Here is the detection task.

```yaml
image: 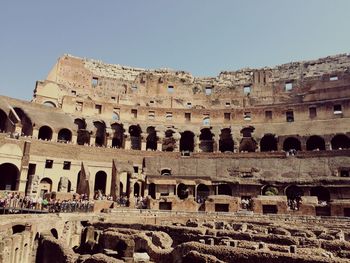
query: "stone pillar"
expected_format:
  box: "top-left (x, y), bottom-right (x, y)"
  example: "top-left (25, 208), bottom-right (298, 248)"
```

top-left (255, 138), bottom-right (261, 152)
top-left (141, 133), bottom-right (147, 151)
top-left (124, 132), bottom-right (131, 150)
top-left (107, 138), bottom-right (113, 148)
top-left (157, 131), bottom-right (164, 151)
top-left (173, 132), bottom-right (181, 152)
top-left (194, 133), bottom-right (200, 152)
top-left (300, 137), bottom-right (307, 151)
top-left (32, 129), bottom-right (39, 139)
top-left (52, 132), bottom-right (58, 142)
top-left (71, 135), bottom-right (77, 145)
top-left (18, 169), bottom-right (28, 192)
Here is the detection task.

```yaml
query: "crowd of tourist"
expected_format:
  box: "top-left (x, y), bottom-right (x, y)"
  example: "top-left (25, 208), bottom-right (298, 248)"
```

top-left (287, 196), bottom-right (302, 211)
top-left (0, 192), bottom-right (94, 214)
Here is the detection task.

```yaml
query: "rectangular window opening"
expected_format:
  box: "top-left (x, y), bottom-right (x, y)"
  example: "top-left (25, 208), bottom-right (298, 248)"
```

top-left (225, 102), bottom-right (231, 107)
top-left (244, 112), bottom-right (251, 121)
top-left (330, 75), bottom-right (338, 81)
top-left (185, 112), bottom-right (191, 122)
top-left (243, 86), bottom-right (251, 95)
top-left (334, 105), bottom-right (342, 115)
top-left (265, 110), bottom-right (272, 120)
top-left (95, 104), bottom-right (102, 114)
top-left (205, 87), bottom-right (212, 95)
top-left (92, 77), bottom-right (99, 87)
top-left (286, 110), bottom-right (294, 122)
top-left (167, 85), bottom-right (174, 93)
top-left (186, 102), bottom-right (192, 108)
top-left (285, 82), bottom-right (293, 91)
top-left (63, 161), bottom-right (71, 170)
top-left (133, 166), bottom-right (139, 173)
top-left (131, 109), bottom-right (138, 119)
top-left (45, 160), bottom-right (53, 169)
top-left (71, 90), bottom-right (76, 95)
top-left (340, 170), bottom-right (350, 177)
top-left (111, 96), bottom-right (116, 100)
top-left (148, 111), bottom-right (155, 120)
top-left (224, 112), bottom-right (231, 121)
top-left (309, 107), bottom-right (317, 118)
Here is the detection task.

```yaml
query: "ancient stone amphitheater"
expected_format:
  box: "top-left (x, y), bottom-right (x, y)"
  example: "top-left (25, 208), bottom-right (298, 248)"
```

top-left (0, 54), bottom-right (349, 262)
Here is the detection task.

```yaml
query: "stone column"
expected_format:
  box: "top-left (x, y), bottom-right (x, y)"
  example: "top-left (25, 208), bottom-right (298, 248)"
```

top-left (71, 135), bottom-right (78, 145)
top-left (52, 132), bottom-right (58, 142)
top-left (173, 132), bottom-right (181, 152)
top-left (157, 131), bottom-right (165, 151)
top-left (194, 133), bottom-right (200, 152)
top-left (32, 129), bottom-right (39, 139)
top-left (124, 132), bottom-right (131, 150)
top-left (141, 132), bottom-right (147, 151)
top-left (107, 138), bottom-right (113, 148)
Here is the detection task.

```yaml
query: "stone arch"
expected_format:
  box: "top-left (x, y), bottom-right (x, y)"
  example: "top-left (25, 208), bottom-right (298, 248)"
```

top-left (310, 186), bottom-right (330, 202)
top-left (57, 128), bottom-right (72, 143)
top-left (13, 107), bottom-right (33, 136)
top-left (199, 128), bottom-right (214, 152)
top-left (285, 185), bottom-right (303, 199)
top-left (94, 171), bottom-right (107, 194)
top-left (261, 185), bottom-right (279, 195)
top-left (331, 134), bottom-right (350, 150)
top-left (177, 183), bottom-right (189, 199)
top-left (218, 184), bottom-right (232, 196)
top-left (129, 125), bottom-right (142, 150)
top-left (146, 126), bottom-right (157, 151)
top-left (111, 123), bottom-right (124, 148)
top-left (38, 125), bottom-right (53, 140)
top-left (0, 109), bottom-right (8, 132)
top-left (180, 131), bottom-right (195, 152)
top-left (162, 129), bottom-right (176, 152)
top-left (134, 182), bottom-right (140, 197)
top-left (75, 118), bottom-right (90, 145)
top-left (43, 101), bottom-right (57, 108)
top-left (260, 134), bottom-right (277, 152)
top-left (94, 121), bottom-right (106, 147)
top-left (219, 128), bottom-right (234, 152)
top-left (239, 127), bottom-right (256, 152)
top-left (306, 135), bottom-right (325, 151)
top-left (0, 163), bottom-right (19, 190)
top-left (149, 183), bottom-right (156, 199)
top-left (39, 178), bottom-right (52, 197)
top-left (283, 137), bottom-right (301, 151)
top-left (197, 184), bottom-right (210, 201)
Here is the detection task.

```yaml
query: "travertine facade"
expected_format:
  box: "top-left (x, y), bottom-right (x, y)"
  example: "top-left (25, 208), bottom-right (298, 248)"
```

top-left (0, 53), bottom-right (349, 216)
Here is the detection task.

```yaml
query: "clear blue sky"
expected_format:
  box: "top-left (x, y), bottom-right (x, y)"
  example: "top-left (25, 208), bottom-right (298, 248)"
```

top-left (1, 0), bottom-right (349, 100)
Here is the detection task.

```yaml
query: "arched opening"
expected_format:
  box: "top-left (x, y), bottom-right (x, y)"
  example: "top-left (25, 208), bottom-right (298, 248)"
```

top-left (38, 126), bottom-right (53, 140)
top-left (219, 128), bottom-right (234, 152)
top-left (177, 183), bottom-right (189, 200)
top-left (197, 184), bottom-right (210, 202)
top-left (149, 183), bottom-right (156, 199)
top-left (94, 121), bottom-right (106, 147)
top-left (43, 101), bottom-right (56, 107)
top-left (218, 184), bottom-right (232, 196)
top-left (331, 134), bottom-right (350, 150)
top-left (161, 169), bottom-right (171, 176)
top-left (0, 163), bottom-right (19, 190)
top-left (283, 137), bottom-right (301, 151)
top-left (310, 186), bottom-right (330, 203)
top-left (57, 128), bottom-right (72, 143)
top-left (180, 131), bottom-right (194, 152)
top-left (162, 129), bottom-right (176, 152)
top-left (111, 123), bottom-right (124, 148)
top-left (146, 126), bottom-right (157, 151)
top-left (260, 134), bottom-right (277, 152)
top-left (50, 228), bottom-right (58, 239)
top-left (75, 119), bottom-right (90, 145)
top-left (14, 107), bottom-right (33, 136)
top-left (239, 127), bottom-right (256, 152)
top-left (0, 109), bottom-right (8, 132)
top-left (94, 171), bottom-right (107, 194)
top-left (134, 182), bottom-right (140, 197)
top-left (199, 128), bottom-right (214, 152)
top-left (39, 178), bottom-right (52, 197)
top-left (129, 125), bottom-right (142, 150)
top-left (306, 135), bottom-right (325, 151)
top-left (262, 185), bottom-right (279, 196)
top-left (285, 185), bottom-right (303, 199)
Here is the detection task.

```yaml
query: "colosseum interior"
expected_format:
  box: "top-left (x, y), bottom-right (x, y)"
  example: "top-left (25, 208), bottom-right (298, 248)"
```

top-left (0, 53), bottom-right (349, 262)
